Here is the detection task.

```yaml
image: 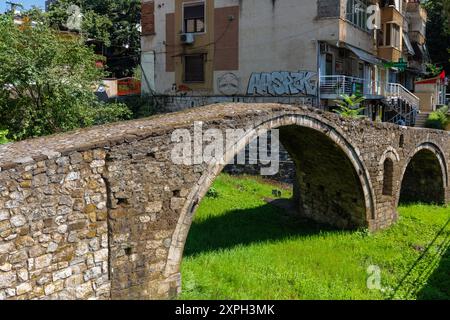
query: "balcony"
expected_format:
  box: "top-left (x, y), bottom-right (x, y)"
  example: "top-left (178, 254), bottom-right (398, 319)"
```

top-left (380, 6), bottom-right (404, 27)
top-left (320, 75), bottom-right (420, 109)
top-left (320, 75), bottom-right (420, 126)
top-left (320, 75), bottom-right (383, 99)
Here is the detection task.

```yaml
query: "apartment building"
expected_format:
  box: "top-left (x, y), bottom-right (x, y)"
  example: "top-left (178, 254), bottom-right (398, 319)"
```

top-left (141, 0), bottom-right (429, 125)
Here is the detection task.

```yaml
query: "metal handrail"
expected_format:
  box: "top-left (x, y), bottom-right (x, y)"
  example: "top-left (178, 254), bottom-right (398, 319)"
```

top-left (385, 83), bottom-right (420, 109)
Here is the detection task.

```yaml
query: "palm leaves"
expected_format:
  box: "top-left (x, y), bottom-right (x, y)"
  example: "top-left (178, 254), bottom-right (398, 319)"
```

top-left (333, 94), bottom-right (367, 118)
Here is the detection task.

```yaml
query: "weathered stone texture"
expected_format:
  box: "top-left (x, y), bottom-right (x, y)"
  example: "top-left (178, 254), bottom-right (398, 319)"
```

top-left (0, 149), bottom-right (110, 300)
top-left (0, 103), bottom-right (448, 300)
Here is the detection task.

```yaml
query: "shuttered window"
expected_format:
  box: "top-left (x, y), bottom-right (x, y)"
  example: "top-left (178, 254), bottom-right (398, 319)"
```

top-left (184, 54), bottom-right (205, 82)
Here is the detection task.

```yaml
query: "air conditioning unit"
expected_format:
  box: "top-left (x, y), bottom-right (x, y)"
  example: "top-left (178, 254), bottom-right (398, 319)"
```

top-left (180, 33), bottom-right (195, 45)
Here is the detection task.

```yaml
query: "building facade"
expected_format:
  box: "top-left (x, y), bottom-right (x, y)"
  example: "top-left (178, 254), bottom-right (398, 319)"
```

top-left (141, 0), bottom-right (429, 125)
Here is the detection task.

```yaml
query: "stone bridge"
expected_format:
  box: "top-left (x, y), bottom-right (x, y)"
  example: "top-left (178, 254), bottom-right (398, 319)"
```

top-left (0, 103), bottom-right (449, 300)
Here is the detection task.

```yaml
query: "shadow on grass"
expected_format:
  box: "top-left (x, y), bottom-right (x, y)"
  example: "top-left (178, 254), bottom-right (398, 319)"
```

top-left (183, 201), bottom-right (344, 257)
top-left (389, 217), bottom-right (450, 300)
top-left (416, 239), bottom-right (450, 300)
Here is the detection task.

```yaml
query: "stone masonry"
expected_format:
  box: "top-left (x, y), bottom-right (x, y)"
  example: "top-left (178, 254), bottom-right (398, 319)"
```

top-left (0, 103), bottom-right (448, 299)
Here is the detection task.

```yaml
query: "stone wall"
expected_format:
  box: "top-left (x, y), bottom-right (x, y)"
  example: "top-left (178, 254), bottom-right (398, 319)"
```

top-left (0, 103), bottom-right (448, 300)
top-left (0, 150), bottom-right (110, 299)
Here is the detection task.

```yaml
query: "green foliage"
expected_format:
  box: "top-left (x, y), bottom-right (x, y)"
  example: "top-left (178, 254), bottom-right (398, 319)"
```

top-left (333, 94), bottom-right (367, 118)
top-left (425, 105), bottom-right (450, 130)
top-left (47, 0), bottom-right (141, 77)
top-left (180, 174), bottom-right (450, 300)
top-left (0, 15), bottom-right (130, 141)
top-left (0, 129), bottom-right (9, 145)
top-left (119, 94), bottom-right (165, 119)
top-left (422, 0), bottom-right (450, 74)
top-left (206, 187), bottom-right (220, 199)
top-left (425, 63), bottom-right (443, 77)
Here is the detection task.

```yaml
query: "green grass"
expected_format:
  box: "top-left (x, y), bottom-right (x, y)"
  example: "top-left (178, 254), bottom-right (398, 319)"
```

top-left (179, 174), bottom-right (450, 300)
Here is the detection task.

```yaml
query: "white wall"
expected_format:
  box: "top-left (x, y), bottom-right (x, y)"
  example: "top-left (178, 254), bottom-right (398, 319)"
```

top-left (142, 0), bottom-right (374, 96)
top-left (141, 0), bottom-right (175, 94)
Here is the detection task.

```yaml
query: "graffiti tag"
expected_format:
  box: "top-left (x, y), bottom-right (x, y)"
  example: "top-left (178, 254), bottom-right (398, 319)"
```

top-left (247, 71), bottom-right (317, 96)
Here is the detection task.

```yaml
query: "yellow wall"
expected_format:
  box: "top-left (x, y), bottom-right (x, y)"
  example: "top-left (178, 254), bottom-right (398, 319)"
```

top-left (174, 0), bottom-right (215, 92)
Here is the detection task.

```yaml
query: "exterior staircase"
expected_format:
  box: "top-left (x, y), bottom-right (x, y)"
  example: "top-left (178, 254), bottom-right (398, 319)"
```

top-left (414, 112), bottom-right (430, 128)
top-left (383, 83), bottom-right (420, 127)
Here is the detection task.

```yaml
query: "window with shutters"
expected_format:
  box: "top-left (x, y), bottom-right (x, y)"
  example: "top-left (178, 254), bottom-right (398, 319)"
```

top-left (184, 54), bottom-right (205, 83)
top-left (183, 2), bottom-right (205, 33)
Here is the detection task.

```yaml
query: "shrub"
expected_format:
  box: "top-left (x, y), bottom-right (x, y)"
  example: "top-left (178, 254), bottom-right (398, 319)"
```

top-left (425, 105), bottom-right (449, 130)
top-left (0, 129), bottom-right (9, 145)
top-left (206, 187), bottom-right (220, 199)
top-left (119, 94), bottom-right (166, 119)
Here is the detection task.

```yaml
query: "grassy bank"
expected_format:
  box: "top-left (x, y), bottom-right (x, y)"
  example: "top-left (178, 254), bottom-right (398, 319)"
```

top-left (179, 174), bottom-right (450, 300)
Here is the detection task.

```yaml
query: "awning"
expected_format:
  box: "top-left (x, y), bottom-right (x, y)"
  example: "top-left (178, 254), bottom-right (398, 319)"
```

top-left (345, 44), bottom-right (383, 66)
top-left (403, 33), bottom-right (415, 56)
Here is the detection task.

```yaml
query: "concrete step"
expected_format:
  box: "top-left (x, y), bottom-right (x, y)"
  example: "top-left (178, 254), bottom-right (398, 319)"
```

top-left (415, 113), bottom-right (430, 128)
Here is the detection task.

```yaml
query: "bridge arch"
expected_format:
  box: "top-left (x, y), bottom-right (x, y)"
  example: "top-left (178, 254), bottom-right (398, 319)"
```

top-left (164, 113), bottom-right (376, 286)
top-left (379, 147), bottom-right (401, 197)
top-left (398, 142), bottom-right (449, 205)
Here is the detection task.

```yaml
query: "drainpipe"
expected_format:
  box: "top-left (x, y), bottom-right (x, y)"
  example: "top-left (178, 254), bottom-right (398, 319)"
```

top-left (317, 40), bottom-right (321, 109)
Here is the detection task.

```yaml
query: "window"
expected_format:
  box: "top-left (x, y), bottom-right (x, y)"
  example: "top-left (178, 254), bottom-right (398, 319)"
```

top-left (393, 24), bottom-right (400, 48)
top-left (385, 24), bottom-right (391, 46)
top-left (325, 53), bottom-right (333, 75)
top-left (346, 0), bottom-right (369, 31)
top-left (183, 2), bottom-right (205, 33)
top-left (358, 62), bottom-right (364, 78)
top-left (384, 23), bottom-right (401, 48)
top-left (184, 54), bottom-right (205, 82)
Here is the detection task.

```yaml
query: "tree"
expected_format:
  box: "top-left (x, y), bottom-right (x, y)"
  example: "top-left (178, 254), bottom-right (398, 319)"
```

top-left (0, 14), bottom-right (130, 141)
top-left (333, 95), bottom-right (367, 118)
top-left (422, 0), bottom-right (450, 74)
top-left (47, 0), bottom-right (141, 78)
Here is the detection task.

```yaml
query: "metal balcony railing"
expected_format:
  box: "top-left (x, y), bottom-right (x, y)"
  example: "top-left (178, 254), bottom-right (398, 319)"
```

top-left (320, 76), bottom-right (420, 109)
top-left (320, 75), bottom-right (365, 97)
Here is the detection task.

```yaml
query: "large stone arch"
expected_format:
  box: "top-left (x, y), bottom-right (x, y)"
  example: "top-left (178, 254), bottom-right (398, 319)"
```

top-left (163, 113), bottom-right (376, 297)
top-left (398, 142), bottom-right (449, 205)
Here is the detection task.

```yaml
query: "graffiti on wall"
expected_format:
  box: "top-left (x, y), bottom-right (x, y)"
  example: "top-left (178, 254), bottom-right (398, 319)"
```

top-left (247, 71), bottom-right (317, 96)
top-left (217, 72), bottom-right (241, 95)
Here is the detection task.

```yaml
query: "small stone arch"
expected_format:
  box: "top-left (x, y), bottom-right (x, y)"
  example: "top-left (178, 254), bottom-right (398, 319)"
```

top-left (379, 147), bottom-right (400, 197)
top-left (398, 142), bottom-right (448, 205)
top-left (382, 159), bottom-right (394, 196)
top-left (164, 113), bottom-right (377, 287)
